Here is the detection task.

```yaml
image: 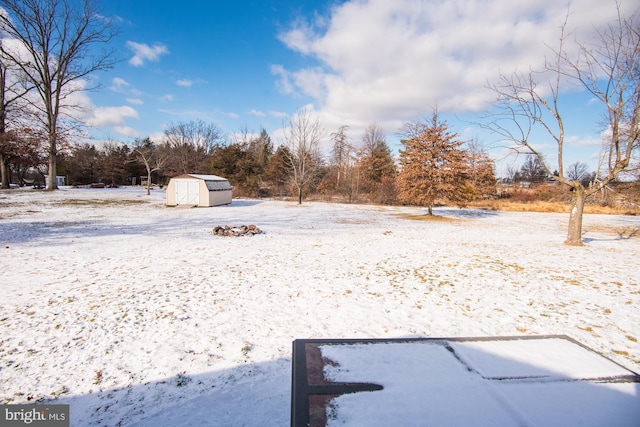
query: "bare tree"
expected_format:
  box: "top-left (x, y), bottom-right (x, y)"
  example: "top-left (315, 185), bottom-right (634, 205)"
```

top-left (486, 7), bottom-right (639, 245)
top-left (0, 0), bottom-right (118, 190)
top-left (519, 155), bottom-right (548, 184)
top-left (281, 109), bottom-right (325, 204)
top-left (566, 161), bottom-right (590, 182)
top-left (163, 119), bottom-right (224, 175)
top-left (330, 125), bottom-right (350, 188)
top-left (325, 125), bottom-right (361, 202)
top-left (132, 137), bottom-right (167, 195)
top-left (504, 164), bottom-right (518, 186)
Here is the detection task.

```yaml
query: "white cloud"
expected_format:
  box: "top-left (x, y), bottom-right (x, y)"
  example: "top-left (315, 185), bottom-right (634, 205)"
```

top-left (566, 135), bottom-right (604, 147)
top-left (86, 106), bottom-right (139, 129)
top-left (276, 0), bottom-right (629, 130)
top-left (248, 109), bottom-right (266, 118)
top-left (161, 94), bottom-right (174, 102)
top-left (148, 132), bottom-right (167, 143)
top-left (109, 77), bottom-right (142, 96)
top-left (176, 79), bottom-right (192, 87)
top-left (126, 98), bottom-right (144, 105)
top-left (110, 77), bottom-right (131, 92)
top-left (126, 41), bottom-right (169, 67)
top-left (271, 64), bottom-right (294, 94)
top-left (221, 111), bottom-right (239, 119)
top-left (112, 125), bottom-right (140, 137)
top-left (268, 110), bottom-right (289, 119)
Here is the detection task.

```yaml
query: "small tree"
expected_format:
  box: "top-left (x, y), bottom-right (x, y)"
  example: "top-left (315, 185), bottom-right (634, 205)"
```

top-left (465, 140), bottom-right (497, 200)
top-left (357, 123), bottom-right (397, 203)
top-left (487, 7), bottom-right (639, 245)
top-left (132, 137), bottom-right (167, 195)
top-left (330, 125), bottom-right (350, 189)
top-left (281, 109), bottom-right (325, 204)
top-left (566, 162), bottom-right (590, 183)
top-left (263, 145), bottom-right (290, 198)
top-left (321, 125), bottom-right (361, 202)
top-left (519, 155), bottom-right (548, 185)
top-left (397, 113), bottom-right (469, 215)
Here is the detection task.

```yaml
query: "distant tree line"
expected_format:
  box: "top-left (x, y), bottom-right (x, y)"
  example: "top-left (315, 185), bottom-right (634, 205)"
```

top-left (502, 157), bottom-right (598, 188)
top-left (1, 110), bottom-right (501, 207)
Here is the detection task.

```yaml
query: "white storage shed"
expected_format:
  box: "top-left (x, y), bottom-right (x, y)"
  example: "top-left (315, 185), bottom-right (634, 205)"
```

top-left (166, 174), bottom-right (233, 207)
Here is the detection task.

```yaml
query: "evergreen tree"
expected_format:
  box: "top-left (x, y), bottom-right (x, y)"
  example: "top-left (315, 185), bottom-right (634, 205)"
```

top-left (102, 142), bottom-right (130, 187)
top-left (357, 124), bottom-right (397, 202)
top-left (263, 146), bottom-right (290, 197)
top-left (62, 143), bottom-right (101, 185)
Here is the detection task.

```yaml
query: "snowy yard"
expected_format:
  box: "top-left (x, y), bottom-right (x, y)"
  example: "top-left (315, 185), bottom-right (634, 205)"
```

top-left (0, 187), bottom-right (638, 426)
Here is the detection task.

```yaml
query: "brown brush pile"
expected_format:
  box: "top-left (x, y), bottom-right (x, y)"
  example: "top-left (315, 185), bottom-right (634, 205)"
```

top-left (212, 225), bottom-right (263, 237)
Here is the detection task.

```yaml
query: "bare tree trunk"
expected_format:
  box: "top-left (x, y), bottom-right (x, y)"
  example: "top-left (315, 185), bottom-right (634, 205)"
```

top-left (0, 152), bottom-right (9, 188)
top-left (146, 167), bottom-right (152, 196)
top-left (297, 187), bottom-right (303, 205)
top-left (47, 133), bottom-right (57, 190)
top-left (565, 187), bottom-right (586, 246)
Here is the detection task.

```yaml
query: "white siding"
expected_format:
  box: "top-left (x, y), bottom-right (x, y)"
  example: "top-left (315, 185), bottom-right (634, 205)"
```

top-left (175, 179), bottom-right (199, 205)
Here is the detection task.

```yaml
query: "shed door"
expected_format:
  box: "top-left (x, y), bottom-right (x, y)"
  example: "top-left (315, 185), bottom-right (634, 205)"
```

top-left (175, 179), bottom-right (199, 205)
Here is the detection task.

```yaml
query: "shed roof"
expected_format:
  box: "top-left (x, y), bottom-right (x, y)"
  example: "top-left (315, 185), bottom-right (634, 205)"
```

top-left (171, 174), bottom-right (232, 191)
top-left (180, 174), bottom-right (228, 181)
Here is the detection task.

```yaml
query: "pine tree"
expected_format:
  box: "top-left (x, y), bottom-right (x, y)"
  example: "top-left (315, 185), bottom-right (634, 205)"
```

top-left (397, 113), bottom-right (469, 214)
top-left (357, 124), bottom-right (397, 202)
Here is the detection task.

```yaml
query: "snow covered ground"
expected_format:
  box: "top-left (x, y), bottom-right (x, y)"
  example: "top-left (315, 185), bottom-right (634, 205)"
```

top-left (0, 187), bottom-right (638, 426)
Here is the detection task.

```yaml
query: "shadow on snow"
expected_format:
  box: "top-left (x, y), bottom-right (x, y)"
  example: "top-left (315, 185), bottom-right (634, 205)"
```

top-left (28, 337), bottom-right (640, 427)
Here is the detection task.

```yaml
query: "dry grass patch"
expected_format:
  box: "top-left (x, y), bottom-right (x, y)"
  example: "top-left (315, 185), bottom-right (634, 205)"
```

top-left (394, 213), bottom-right (462, 222)
top-left (470, 200), bottom-right (570, 213)
top-left (337, 219), bottom-right (377, 225)
top-left (52, 198), bottom-right (151, 207)
top-left (0, 200), bottom-right (28, 209)
top-left (470, 199), bottom-right (640, 215)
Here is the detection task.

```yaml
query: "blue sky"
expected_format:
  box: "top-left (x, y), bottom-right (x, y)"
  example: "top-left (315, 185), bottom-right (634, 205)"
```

top-left (78, 0), bottom-right (637, 175)
top-left (87, 1), bottom-right (322, 139)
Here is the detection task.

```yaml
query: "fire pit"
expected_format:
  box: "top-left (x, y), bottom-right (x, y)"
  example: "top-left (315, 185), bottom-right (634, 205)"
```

top-left (211, 225), bottom-right (262, 237)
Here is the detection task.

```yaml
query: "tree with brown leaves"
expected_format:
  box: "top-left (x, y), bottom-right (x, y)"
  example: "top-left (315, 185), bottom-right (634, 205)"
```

top-left (398, 113), bottom-right (469, 215)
